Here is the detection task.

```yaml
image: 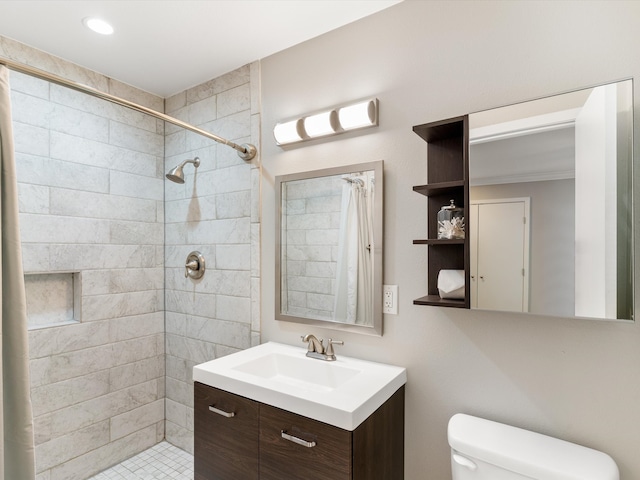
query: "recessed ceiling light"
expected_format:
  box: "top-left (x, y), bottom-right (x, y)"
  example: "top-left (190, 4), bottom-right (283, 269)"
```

top-left (82, 17), bottom-right (114, 35)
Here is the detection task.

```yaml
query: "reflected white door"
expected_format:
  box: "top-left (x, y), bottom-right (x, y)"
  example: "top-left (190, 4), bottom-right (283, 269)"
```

top-left (472, 200), bottom-right (529, 312)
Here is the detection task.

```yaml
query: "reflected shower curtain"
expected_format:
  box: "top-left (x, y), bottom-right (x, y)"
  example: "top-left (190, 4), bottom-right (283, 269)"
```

top-left (333, 179), bottom-right (373, 325)
top-left (0, 65), bottom-right (36, 479)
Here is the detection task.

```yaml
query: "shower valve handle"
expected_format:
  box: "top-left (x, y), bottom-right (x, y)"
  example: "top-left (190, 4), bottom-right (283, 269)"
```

top-left (185, 260), bottom-right (199, 278)
top-left (185, 251), bottom-right (205, 279)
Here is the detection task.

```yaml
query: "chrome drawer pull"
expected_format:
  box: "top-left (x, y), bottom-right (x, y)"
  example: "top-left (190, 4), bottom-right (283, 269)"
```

top-left (208, 405), bottom-right (235, 418)
top-left (281, 430), bottom-right (316, 448)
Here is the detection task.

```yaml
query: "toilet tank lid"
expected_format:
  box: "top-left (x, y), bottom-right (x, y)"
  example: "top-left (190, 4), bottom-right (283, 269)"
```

top-left (448, 414), bottom-right (619, 480)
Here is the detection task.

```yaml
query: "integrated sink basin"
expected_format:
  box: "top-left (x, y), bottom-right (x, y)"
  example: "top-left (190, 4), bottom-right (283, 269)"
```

top-left (193, 341), bottom-right (407, 430)
top-left (232, 352), bottom-right (361, 392)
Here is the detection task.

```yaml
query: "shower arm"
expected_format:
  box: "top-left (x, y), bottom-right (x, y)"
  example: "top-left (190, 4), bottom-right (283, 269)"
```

top-left (0, 56), bottom-right (257, 161)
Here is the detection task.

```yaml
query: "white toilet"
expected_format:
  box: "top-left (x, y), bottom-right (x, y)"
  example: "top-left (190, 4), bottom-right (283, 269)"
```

top-left (448, 414), bottom-right (619, 480)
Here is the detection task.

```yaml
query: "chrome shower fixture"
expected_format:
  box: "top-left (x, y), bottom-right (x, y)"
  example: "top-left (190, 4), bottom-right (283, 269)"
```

top-left (166, 157), bottom-right (200, 184)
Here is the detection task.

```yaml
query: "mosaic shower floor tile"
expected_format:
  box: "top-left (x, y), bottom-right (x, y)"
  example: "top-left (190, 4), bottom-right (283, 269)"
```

top-left (87, 441), bottom-right (193, 480)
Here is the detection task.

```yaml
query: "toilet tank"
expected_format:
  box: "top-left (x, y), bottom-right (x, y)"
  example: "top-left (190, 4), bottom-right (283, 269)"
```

top-left (448, 414), bottom-right (619, 480)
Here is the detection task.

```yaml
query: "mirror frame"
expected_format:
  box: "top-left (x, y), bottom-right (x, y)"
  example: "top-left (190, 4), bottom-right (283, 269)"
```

top-left (275, 160), bottom-right (384, 335)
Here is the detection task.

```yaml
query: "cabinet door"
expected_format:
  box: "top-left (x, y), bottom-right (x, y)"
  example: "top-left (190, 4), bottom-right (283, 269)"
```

top-left (259, 404), bottom-right (352, 480)
top-left (194, 382), bottom-right (259, 480)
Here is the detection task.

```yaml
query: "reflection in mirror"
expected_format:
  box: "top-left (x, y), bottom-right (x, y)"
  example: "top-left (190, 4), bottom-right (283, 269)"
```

top-left (469, 79), bottom-right (633, 320)
top-left (275, 161), bottom-right (383, 335)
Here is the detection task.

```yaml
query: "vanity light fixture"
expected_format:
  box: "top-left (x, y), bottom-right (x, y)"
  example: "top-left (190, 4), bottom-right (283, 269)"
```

top-left (303, 110), bottom-right (337, 137)
top-left (274, 98), bottom-right (378, 146)
top-left (338, 99), bottom-right (378, 130)
top-left (273, 119), bottom-right (304, 144)
top-left (82, 17), bottom-right (114, 35)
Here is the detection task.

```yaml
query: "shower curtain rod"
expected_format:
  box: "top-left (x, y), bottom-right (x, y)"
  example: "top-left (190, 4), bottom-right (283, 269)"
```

top-left (0, 56), bottom-right (257, 160)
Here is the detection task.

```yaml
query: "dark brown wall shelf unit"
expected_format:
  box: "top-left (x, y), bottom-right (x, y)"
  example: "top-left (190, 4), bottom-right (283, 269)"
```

top-left (412, 115), bottom-right (470, 308)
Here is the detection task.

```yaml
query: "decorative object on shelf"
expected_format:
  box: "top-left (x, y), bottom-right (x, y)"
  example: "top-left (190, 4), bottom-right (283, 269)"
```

top-left (437, 270), bottom-right (465, 299)
top-left (273, 98), bottom-right (378, 145)
top-left (437, 200), bottom-right (465, 239)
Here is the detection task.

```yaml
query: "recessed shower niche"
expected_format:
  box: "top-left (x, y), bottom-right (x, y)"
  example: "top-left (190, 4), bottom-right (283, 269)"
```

top-left (24, 272), bottom-right (81, 329)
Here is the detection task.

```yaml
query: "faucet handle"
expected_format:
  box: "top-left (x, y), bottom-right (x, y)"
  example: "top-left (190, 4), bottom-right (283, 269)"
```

top-left (325, 339), bottom-right (343, 357)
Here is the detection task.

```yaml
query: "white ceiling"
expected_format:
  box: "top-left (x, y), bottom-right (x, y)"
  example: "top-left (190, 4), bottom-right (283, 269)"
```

top-left (0, 0), bottom-right (401, 97)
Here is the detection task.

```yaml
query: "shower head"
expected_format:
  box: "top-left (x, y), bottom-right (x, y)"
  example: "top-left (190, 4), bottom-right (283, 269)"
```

top-left (166, 157), bottom-right (200, 184)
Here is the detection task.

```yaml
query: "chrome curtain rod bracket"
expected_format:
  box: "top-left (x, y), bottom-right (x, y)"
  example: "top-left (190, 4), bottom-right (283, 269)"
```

top-left (0, 56), bottom-right (257, 161)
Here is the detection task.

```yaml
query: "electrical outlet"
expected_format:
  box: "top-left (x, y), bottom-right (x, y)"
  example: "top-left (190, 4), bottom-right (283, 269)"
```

top-left (383, 285), bottom-right (398, 314)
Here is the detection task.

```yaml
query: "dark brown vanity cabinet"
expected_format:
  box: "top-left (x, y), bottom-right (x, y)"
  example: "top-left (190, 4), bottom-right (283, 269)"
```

top-left (194, 382), bottom-right (405, 480)
top-left (194, 382), bottom-right (260, 479)
top-left (412, 115), bottom-right (470, 308)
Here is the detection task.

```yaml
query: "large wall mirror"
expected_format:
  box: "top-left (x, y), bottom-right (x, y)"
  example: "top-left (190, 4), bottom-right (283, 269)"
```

top-left (275, 161), bottom-right (383, 335)
top-left (469, 79), bottom-right (634, 320)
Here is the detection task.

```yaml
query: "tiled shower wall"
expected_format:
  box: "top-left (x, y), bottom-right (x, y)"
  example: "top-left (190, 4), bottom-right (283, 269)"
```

top-left (2, 35), bottom-right (262, 475)
top-left (282, 175), bottom-right (342, 320)
top-left (3, 38), bottom-right (165, 479)
top-left (163, 62), bottom-right (261, 453)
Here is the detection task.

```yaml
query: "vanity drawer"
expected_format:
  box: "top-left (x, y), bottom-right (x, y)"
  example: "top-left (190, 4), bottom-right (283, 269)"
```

top-left (194, 382), bottom-right (260, 480)
top-left (259, 403), bottom-right (352, 480)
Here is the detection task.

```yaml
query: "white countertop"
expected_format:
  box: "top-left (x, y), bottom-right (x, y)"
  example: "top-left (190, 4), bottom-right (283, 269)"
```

top-left (193, 341), bottom-right (407, 431)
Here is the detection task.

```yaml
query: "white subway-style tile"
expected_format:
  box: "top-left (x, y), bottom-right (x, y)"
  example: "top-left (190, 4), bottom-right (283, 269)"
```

top-left (28, 320), bottom-right (111, 359)
top-left (49, 188), bottom-right (157, 221)
top-left (43, 380), bottom-right (159, 438)
top-left (31, 371), bottom-right (111, 417)
top-left (17, 155), bottom-right (109, 193)
top-left (18, 183), bottom-right (49, 214)
top-left (51, 132), bottom-right (159, 177)
top-left (82, 290), bottom-right (160, 322)
top-left (36, 420), bottom-right (110, 472)
top-left (109, 356), bottom-right (164, 392)
top-left (48, 425), bottom-right (157, 480)
top-left (216, 244), bottom-right (250, 270)
top-left (110, 399), bottom-right (164, 441)
top-left (110, 170), bottom-right (163, 201)
top-left (217, 83), bottom-right (250, 118)
top-left (109, 120), bottom-right (163, 156)
top-left (216, 294), bottom-right (251, 323)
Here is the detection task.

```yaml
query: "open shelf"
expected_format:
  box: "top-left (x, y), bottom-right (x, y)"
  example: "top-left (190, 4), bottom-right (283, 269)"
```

top-left (413, 180), bottom-right (465, 197)
top-left (413, 239), bottom-right (465, 245)
top-left (413, 115), bottom-right (470, 309)
top-left (413, 295), bottom-right (467, 308)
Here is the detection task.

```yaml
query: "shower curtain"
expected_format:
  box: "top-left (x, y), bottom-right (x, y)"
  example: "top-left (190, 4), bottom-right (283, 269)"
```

top-left (0, 65), bottom-right (36, 479)
top-left (333, 178), bottom-right (373, 324)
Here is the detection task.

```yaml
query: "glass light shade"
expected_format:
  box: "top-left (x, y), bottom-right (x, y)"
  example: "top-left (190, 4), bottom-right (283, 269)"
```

top-left (303, 111), bottom-right (336, 137)
top-left (83, 17), bottom-right (114, 35)
top-left (338, 100), bottom-right (377, 130)
top-left (273, 119), bottom-right (303, 145)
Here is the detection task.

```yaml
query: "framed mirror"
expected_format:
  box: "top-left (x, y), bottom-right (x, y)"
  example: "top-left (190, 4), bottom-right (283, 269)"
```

top-left (468, 79), bottom-right (634, 320)
top-left (275, 161), bottom-right (384, 335)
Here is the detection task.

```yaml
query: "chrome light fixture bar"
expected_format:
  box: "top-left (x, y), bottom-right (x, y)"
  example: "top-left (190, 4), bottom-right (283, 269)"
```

top-left (274, 98), bottom-right (378, 146)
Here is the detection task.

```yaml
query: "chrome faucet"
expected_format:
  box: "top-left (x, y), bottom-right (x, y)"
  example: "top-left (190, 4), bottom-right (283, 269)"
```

top-left (301, 334), bottom-right (343, 361)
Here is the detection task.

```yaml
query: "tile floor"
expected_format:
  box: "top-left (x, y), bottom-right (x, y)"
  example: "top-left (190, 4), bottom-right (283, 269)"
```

top-left (88, 441), bottom-right (193, 480)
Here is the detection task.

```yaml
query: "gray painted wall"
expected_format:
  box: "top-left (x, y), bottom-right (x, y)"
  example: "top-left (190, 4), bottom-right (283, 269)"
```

top-left (260, 1), bottom-right (640, 478)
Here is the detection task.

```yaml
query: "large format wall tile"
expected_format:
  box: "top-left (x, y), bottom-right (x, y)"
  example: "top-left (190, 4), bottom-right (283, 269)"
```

top-left (6, 36), bottom-right (261, 476)
top-left (7, 38), bottom-right (166, 479)
top-left (163, 61), bottom-right (260, 453)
